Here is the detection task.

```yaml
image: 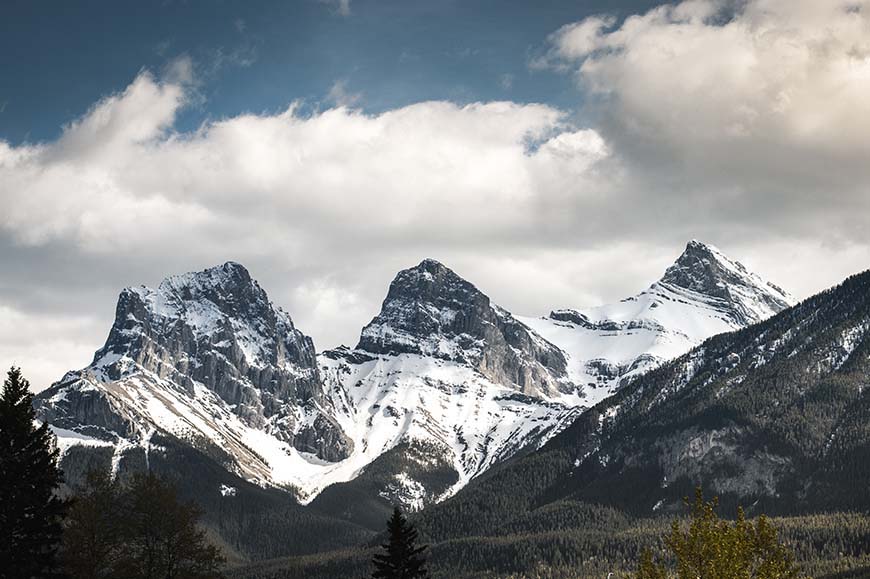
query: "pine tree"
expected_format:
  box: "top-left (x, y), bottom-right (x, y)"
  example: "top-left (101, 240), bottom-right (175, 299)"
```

top-left (635, 488), bottom-right (803, 579)
top-left (635, 548), bottom-right (667, 579)
top-left (0, 366), bottom-right (68, 578)
top-left (372, 507), bottom-right (429, 579)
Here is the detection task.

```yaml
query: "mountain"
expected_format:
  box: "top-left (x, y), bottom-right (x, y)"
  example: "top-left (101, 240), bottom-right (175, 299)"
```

top-left (35, 262), bottom-right (353, 498)
top-left (518, 240), bottom-right (794, 406)
top-left (417, 267), bottom-right (870, 548)
top-left (308, 259), bottom-right (583, 524)
top-left (34, 244), bottom-right (791, 503)
top-left (33, 260), bottom-right (579, 516)
top-left (357, 258), bottom-right (573, 397)
top-left (33, 242), bottom-right (794, 557)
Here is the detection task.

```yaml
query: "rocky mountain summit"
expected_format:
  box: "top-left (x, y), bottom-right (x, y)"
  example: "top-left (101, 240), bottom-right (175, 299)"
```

top-left (35, 262), bottom-right (352, 492)
top-left (659, 240), bottom-right (793, 325)
top-left (519, 241), bottom-right (795, 404)
top-left (34, 242), bottom-right (793, 515)
top-left (358, 258), bottom-right (572, 397)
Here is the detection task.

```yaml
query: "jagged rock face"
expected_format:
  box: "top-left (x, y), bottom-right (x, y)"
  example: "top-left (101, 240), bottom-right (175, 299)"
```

top-left (98, 262), bottom-right (321, 419)
top-left (660, 240), bottom-right (793, 325)
top-left (357, 259), bottom-right (571, 396)
top-left (294, 413), bottom-right (354, 462)
top-left (36, 384), bottom-right (136, 439)
top-left (35, 262), bottom-right (352, 470)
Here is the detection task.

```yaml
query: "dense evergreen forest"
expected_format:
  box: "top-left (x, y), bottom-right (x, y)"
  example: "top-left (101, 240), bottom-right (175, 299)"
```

top-left (229, 509), bottom-right (870, 578)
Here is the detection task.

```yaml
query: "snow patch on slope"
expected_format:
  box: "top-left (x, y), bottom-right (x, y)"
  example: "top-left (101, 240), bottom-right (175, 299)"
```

top-left (518, 241), bottom-right (794, 402)
top-left (319, 350), bottom-right (580, 497)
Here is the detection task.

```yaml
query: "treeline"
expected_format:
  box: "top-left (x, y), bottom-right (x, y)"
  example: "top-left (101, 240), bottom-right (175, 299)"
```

top-left (5, 358), bottom-right (870, 579)
top-left (229, 507), bottom-right (870, 579)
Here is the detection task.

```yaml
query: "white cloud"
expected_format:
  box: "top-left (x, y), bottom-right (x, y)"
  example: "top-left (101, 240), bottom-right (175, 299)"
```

top-left (534, 0), bottom-right (870, 264)
top-left (5, 1), bottom-right (870, 389)
top-left (2, 73), bottom-right (598, 257)
top-left (548, 0), bottom-right (870, 178)
top-left (534, 15), bottom-right (616, 68)
top-left (0, 70), bottom-right (613, 388)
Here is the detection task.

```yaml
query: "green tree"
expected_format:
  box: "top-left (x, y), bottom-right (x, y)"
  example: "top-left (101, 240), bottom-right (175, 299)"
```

top-left (372, 507), bottom-right (429, 579)
top-left (636, 488), bottom-right (802, 579)
top-left (636, 548), bottom-right (667, 579)
top-left (0, 366), bottom-right (68, 578)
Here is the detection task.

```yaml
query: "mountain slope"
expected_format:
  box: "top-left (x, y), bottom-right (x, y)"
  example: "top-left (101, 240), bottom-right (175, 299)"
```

top-left (35, 262), bottom-right (353, 500)
top-left (35, 243), bottom-right (792, 516)
top-left (518, 240), bottom-right (794, 406)
top-left (418, 268), bottom-right (870, 544)
top-left (307, 260), bottom-right (583, 518)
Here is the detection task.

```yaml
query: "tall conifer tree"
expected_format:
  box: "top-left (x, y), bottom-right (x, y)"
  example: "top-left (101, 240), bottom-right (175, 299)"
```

top-left (0, 367), bottom-right (68, 578)
top-left (372, 507), bottom-right (429, 579)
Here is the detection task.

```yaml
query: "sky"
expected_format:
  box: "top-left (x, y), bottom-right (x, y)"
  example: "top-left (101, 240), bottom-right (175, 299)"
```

top-left (2, 0), bottom-right (870, 390)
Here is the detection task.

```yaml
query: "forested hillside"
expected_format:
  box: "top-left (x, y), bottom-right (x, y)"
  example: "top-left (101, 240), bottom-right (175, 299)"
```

top-left (229, 510), bottom-right (870, 578)
top-left (418, 268), bottom-right (870, 546)
top-left (230, 269), bottom-right (870, 577)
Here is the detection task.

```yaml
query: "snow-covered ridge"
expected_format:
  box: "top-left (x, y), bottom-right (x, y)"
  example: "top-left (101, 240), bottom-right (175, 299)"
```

top-left (35, 242), bottom-right (793, 509)
top-left (318, 348), bottom-right (580, 502)
top-left (518, 241), bottom-right (795, 406)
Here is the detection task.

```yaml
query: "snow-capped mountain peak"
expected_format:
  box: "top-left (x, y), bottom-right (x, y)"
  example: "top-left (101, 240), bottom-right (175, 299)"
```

top-left (318, 258), bottom-right (584, 505)
top-left (659, 240), bottom-right (794, 325)
top-left (357, 258), bottom-right (489, 358)
top-left (102, 261), bottom-right (314, 373)
top-left (357, 258), bottom-right (571, 397)
top-left (519, 241), bottom-right (795, 405)
top-left (36, 262), bottom-right (354, 497)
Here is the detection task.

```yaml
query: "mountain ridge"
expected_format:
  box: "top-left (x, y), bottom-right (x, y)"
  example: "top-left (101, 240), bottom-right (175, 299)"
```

top-left (518, 240), bottom-right (796, 405)
top-left (33, 241), bottom-right (793, 520)
top-left (416, 267), bottom-right (870, 548)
